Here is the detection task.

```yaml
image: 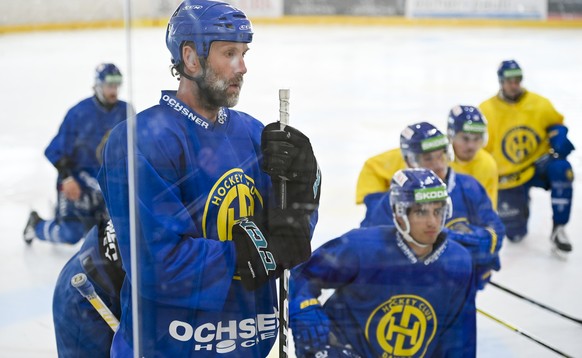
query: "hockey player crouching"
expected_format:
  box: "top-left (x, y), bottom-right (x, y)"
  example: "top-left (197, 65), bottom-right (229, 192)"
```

top-left (356, 106), bottom-right (498, 209)
top-left (52, 220), bottom-right (124, 357)
top-left (479, 59), bottom-right (575, 254)
top-left (290, 168), bottom-right (476, 357)
top-left (23, 64), bottom-right (129, 245)
top-left (361, 122), bottom-right (505, 292)
top-left (447, 105), bottom-right (499, 209)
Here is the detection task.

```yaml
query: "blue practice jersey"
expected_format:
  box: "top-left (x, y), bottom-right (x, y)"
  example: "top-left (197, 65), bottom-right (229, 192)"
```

top-left (45, 96), bottom-right (128, 181)
top-left (290, 226), bottom-right (475, 357)
top-left (98, 91), bottom-right (316, 357)
top-left (361, 169), bottom-right (505, 289)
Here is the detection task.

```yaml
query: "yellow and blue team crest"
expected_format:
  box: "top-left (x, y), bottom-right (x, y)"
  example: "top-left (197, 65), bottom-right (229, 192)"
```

top-left (501, 126), bottom-right (541, 164)
top-left (365, 295), bottom-right (436, 357)
top-left (202, 168), bottom-right (264, 242)
top-left (566, 168), bottom-right (574, 182)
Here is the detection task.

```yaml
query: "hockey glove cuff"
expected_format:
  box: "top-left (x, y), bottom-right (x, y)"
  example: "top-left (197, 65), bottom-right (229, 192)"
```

top-left (268, 208), bottom-right (312, 269)
top-left (233, 211), bottom-right (312, 291)
top-left (232, 218), bottom-right (279, 291)
top-left (290, 301), bottom-right (331, 357)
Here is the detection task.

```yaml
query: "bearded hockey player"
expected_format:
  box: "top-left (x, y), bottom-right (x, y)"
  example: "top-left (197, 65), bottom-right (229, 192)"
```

top-left (97, 1), bottom-right (321, 356)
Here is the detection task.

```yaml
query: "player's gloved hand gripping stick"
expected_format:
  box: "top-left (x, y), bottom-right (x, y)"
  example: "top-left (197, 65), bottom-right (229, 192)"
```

top-left (232, 89), bottom-right (320, 355)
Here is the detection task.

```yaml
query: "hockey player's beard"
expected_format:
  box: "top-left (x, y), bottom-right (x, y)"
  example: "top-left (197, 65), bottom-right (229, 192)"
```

top-left (193, 63), bottom-right (243, 110)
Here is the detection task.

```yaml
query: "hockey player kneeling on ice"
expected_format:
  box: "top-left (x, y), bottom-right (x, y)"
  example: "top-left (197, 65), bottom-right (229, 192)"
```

top-left (447, 105), bottom-right (499, 209)
top-left (23, 63), bottom-right (129, 246)
top-left (53, 220), bottom-right (124, 357)
top-left (356, 107), bottom-right (497, 209)
top-left (361, 122), bottom-right (505, 291)
top-left (96, 1), bottom-right (321, 357)
top-left (290, 168), bottom-right (476, 358)
top-left (479, 59), bottom-right (575, 254)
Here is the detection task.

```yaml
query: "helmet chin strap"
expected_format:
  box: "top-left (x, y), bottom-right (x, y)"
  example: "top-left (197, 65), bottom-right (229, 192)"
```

top-left (393, 216), bottom-right (430, 249)
top-left (94, 85), bottom-right (105, 104)
top-left (176, 56), bottom-right (208, 84)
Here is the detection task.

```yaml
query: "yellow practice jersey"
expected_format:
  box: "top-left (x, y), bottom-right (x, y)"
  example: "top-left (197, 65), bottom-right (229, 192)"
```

top-left (480, 90), bottom-right (564, 189)
top-left (355, 148), bottom-right (406, 204)
top-left (450, 149), bottom-right (499, 209)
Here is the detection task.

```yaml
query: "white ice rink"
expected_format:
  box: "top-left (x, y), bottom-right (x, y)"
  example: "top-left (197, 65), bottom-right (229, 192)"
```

top-left (1, 23), bottom-right (581, 357)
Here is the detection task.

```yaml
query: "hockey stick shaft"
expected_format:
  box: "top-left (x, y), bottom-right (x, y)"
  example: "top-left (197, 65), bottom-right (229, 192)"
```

top-left (71, 273), bottom-right (120, 332)
top-left (278, 88), bottom-right (290, 357)
top-left (490, 281), bottom-right (582, 324)
top-left (477, 308), bottom-right (572, 357)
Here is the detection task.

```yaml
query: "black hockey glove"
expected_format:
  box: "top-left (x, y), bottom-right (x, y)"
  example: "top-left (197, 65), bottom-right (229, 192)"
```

top-left (232, 209), bottom-right (312, 291)
top-left (54, 157), bottom-right (74, 179)
top-left (261, 123), bottom-right (321, 213)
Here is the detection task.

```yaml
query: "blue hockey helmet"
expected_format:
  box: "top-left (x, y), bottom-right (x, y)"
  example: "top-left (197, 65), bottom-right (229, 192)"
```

top-left (390, 168), bottom-right (452, 247)
top-left (447, 105), bottom-right (488, 143)
top-left (94, 63), bottom-right (122, 86)
top-left (166, 0), bottom-right (254, 64)
top-left (400, 122), bottom-right (452, 167)
top-left (497, 60), bottom-right (523, 82)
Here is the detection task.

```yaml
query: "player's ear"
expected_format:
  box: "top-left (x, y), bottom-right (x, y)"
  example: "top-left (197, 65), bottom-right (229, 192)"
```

top-left (182, 44), bottom-right (199, 74)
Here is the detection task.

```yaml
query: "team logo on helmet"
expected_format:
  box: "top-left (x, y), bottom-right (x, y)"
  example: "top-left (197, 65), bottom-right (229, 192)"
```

top-left (393, 170), bottom-right (409, 187)
top-left (183, 5), bottom-right (203, 10)
top-left (420, 135), bottom-right (448, 152)
top-left (365, 295), bottom-right (437, 357)
top-left (462, 122), bottom-right (487, 134)
top-left (501, 126), bottom-right (541, 164)
top-left (203, 168), bottom-right (264, 242)
top-left (502, 68), bottom-right (523, 78)
top-left (414, 186), bottom-right (448, 203)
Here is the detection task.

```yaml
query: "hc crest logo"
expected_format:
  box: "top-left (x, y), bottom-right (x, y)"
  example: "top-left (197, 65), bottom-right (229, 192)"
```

top-left (365, 295), bottom-right (436, 357)
top-left (501, 126), bottom-right (541, 164)
top-left (203, 168), bottom-right (264, 242)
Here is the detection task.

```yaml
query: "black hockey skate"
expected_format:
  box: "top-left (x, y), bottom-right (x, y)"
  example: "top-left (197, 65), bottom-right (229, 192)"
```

top-left (550, 225), bottom-right (572, 256)
top-left (23, 211), bottom-right (41, 245)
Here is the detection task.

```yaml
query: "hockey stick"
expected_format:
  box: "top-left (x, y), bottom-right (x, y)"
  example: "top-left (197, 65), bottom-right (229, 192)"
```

top-left (477, 308), bottom-right (572, 357)
top-left (278, 88), bottom-right (290, 358)
top-left (71, 273), bottom-right (120, 332)
top-left (489, 281), bottom-right (582, 325)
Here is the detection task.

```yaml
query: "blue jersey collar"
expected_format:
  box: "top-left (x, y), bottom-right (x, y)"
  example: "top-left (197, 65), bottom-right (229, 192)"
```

top-left (395, 232), bottom-right (448, 265)
top-left (159, 91), bottom-right (228, 131)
